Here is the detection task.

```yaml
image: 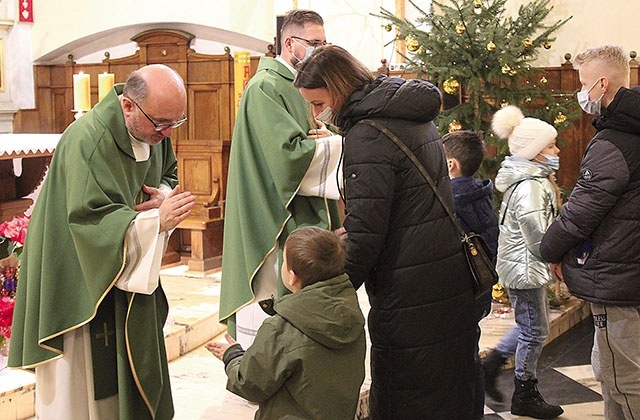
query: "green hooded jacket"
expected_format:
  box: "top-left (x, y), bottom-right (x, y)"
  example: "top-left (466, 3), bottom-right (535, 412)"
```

top-left (222, 274), bottom-right (366, 420)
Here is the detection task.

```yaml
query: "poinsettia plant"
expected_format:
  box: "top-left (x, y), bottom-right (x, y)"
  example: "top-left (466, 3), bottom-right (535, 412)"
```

top-left (0, 215), bottom-right (29, 350)
top-left (0, 215), bottom-right (29, 259)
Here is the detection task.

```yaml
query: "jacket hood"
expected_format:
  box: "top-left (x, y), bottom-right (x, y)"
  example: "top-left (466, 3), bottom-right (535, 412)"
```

top-left (338, 75), bottom-right (441, 132)
top-left (451, 177), bottom-right (494, 208)
top-left (595, 86), bottom-right (640, 134)
top-left (274, 274), bottom-right (365, 349)
top-left (495, 156), bottom-right (554, 192)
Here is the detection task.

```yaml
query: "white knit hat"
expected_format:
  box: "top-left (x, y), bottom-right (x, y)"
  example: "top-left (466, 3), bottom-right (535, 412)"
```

top-left (492, 105), bottom-right (557, 160)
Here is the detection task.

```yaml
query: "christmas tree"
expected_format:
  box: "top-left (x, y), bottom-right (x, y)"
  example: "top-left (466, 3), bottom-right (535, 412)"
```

top-left (378, 0), bottom-right (575, 177)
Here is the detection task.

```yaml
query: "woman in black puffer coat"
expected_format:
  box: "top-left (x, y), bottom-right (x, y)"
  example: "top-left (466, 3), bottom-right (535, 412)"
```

top-left (294, 46), bottom-right (477, 419)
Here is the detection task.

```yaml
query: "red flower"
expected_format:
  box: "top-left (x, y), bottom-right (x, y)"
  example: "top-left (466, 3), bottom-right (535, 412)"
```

top-left (0, 216), bottom-right (29, 246)
top-left (0, 296), bottom-right (14, 338)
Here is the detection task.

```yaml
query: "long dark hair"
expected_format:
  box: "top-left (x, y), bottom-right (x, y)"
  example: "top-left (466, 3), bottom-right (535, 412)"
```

top-left (293, 45), bottom-right (374, 113)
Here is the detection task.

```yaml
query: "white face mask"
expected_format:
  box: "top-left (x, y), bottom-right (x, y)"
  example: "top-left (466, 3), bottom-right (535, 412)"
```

top-left (316, 106), bottom-right (337, 125)
top-left (577, 77), bottom-right (605, 115)
top-left (290, 38), bottom-right (315, 67)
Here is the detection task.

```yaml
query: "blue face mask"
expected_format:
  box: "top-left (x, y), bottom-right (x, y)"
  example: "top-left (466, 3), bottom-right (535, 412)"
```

top-left (541, 154), bottom-right (560, 170)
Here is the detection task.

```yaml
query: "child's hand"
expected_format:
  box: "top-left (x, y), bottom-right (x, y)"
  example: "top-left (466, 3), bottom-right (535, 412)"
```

top-left (205, 334), bottom-right (238, 360)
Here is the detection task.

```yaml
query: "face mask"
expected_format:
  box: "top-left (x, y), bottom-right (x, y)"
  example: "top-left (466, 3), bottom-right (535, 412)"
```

top-left (290, 39), bottom-right (315, 67)
top-left (541, 154), bottom-right (560, 170)
top-left (577, 77), bottom-right (605, 115)
top-left (316, 106), bottom-right (337, 125)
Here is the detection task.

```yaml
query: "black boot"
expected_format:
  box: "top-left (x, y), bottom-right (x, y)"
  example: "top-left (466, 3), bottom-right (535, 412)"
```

top-left (482, 350), bottom-right (507, 402)
top-left (511, 378), bottom-right (564, 419)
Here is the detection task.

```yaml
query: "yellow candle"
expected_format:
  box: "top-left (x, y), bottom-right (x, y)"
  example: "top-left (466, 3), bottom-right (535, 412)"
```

top-left (98, 73), bottom-right (115, 102)
top-left (73, 72), bottom-right (91, 111)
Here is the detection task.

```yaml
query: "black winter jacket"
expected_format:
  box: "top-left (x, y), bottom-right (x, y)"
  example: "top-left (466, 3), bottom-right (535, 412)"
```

top-left (340, 75), bottom-right (477, 419)
top-left (540, 87), bottom-right (640, 306)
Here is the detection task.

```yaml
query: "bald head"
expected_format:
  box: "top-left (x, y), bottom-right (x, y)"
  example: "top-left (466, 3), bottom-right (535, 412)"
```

top-left (123, 64), bottom-right (186, 109)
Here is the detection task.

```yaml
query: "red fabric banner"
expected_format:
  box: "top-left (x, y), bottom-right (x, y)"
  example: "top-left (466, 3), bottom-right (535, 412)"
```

top-left (19, 0), bottom-right (34, 23)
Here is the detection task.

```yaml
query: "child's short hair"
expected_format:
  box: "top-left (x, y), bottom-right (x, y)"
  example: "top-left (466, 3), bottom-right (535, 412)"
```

top-left (441, 130), bottom-right (486, 177)
top-left (284, 226), bottom-right (345, 287)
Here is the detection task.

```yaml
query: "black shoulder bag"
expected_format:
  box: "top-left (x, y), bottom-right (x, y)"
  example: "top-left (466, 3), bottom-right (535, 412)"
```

top-left (358, 119), bottom-right (498, 297)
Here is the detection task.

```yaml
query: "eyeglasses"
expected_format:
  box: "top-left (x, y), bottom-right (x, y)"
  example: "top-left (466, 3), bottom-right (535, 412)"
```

top-left (129, 98), bottom-right (187, 131)
top-left (290, 36), bottom-right (329, 48)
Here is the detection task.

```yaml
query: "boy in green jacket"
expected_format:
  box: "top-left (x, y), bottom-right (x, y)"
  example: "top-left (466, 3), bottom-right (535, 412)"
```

top-left (207, 226), bottom-right (366, 420)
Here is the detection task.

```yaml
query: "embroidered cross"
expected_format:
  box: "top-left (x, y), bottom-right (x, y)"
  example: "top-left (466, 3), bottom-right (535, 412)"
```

top-left (95, 322), bottom-right (115, 347)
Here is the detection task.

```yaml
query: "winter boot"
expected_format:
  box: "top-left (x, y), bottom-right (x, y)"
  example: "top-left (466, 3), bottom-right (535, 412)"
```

top-left (511, 377), bottom-right (564, 419)
top-left (482, 349), bottom-right (508, 402)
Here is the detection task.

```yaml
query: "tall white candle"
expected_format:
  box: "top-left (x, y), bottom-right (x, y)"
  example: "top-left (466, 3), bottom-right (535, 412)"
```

top-left (73, 72), bottom-right (91, 111)
top-left (98, 73), bottom-right (115, 102)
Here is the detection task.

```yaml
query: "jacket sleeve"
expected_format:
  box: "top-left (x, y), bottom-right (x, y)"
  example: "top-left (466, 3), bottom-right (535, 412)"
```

top-left (343, 126), bottom-right (397, 290)
top-left (541, 139), bottom-right (630, 262)
top-left (513, 180), bottom-right (555, 258)
top-left (223, 320), bottom-right (294, 402)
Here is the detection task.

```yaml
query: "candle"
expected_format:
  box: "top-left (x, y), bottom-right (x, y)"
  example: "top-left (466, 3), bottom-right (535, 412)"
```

top-left (98, 72), bottom-right (115, 102)
top-left (73, 72), bottom-right (91, 111)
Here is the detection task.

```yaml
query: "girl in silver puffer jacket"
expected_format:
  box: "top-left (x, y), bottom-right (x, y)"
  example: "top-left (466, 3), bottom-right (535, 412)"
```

top-left (482, 106), bottom-right (565, 419)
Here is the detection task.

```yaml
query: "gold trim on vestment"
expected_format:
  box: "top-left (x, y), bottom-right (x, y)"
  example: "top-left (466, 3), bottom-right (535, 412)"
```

top-left (125, 292), bottom-right (155, 418)
top-left (31, 240), bottom-right (130, 369)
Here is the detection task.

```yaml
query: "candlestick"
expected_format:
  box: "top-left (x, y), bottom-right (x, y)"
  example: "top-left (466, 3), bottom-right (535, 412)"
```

top-left (98, 73), bottom-right (115, 102)
top-left (73, 72), bottom-right (91, 112)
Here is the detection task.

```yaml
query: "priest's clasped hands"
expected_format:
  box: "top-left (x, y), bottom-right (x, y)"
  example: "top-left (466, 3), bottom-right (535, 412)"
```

top-left (136, 184), bottom-right (195, 232)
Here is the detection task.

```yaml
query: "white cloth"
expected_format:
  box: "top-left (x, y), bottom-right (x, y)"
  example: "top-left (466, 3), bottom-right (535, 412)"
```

top-left (35, 326), bottom-right (118, 420)
top-left (298, 134), bottom-right (343, 200)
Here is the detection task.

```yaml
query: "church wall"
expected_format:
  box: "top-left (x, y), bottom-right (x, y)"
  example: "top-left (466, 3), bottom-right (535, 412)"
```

top-left (29, 0), bottom-right (640, 71)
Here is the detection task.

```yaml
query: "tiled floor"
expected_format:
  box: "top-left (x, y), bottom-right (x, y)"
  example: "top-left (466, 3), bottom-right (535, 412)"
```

top-left (1, 265), bottom-right (605, 419)
top-left (164, 266), bottom-right (603, 420)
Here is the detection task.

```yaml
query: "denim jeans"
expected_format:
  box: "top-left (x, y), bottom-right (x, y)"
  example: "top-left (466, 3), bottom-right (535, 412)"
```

top-left (495, 287), bottom-right (550, 380)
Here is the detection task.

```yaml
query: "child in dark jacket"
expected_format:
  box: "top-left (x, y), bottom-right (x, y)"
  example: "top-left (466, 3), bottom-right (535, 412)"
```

top-left (442, 130), bottom-right (499, 420)
top-left (206, 226), bottom-right (366, 420)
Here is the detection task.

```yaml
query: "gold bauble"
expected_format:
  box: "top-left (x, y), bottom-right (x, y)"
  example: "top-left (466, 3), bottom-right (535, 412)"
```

top-left (448, 120), bottom-right (463, 132)
top-left (455, 22), bottom-right (466, 34)
top-left (473, 0), bottom-right (482, 14)
top-left (525, 96), bottom-right (532, 103)
top-left (500, 100), bottom-right (509, 108)
top-left (508, 69), bottom-right (517, 76)
top-left (443, 78), bottom-right (460, 95)
top-left (540, 76), bottom-right (548, 84)
top-left (501, 64), bottom-right (511, 74)
top-left (405, 35), bottom-right (420, 52)
top-left (487, 41), bottom-right (496, 51)
top-left (384, 24), bottom-right (393, 32)
top-left (544, 41), bottom-right (552, 49)
top-left (523, 39), bottom-right (533, 49)
top-left (554, 112), bottom-right (567, 124)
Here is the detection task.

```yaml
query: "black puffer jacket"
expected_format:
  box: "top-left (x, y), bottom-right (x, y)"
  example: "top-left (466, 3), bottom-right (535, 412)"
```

top-left (541, 87), bottom-right (640, 306)
top-left (341, 75), bottom-right (477, 419)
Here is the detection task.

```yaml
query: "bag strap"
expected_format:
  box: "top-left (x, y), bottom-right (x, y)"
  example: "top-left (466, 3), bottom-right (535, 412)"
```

top-left (358, 119), bottom-right (468, 239)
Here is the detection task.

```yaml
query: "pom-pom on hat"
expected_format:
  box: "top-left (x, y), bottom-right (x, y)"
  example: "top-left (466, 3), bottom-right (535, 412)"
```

top-left (492, 105), bottom-right (557, 160)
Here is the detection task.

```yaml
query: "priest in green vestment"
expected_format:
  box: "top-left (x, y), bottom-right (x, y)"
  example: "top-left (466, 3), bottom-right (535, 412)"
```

top-left (219, 10), bottom-right (343, 347)
top-left (8, 64), bottom-right (195, 420)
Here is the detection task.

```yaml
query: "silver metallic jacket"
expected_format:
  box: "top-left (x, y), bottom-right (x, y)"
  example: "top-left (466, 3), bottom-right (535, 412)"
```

top-left (495, 157), bottom-right (558, 289)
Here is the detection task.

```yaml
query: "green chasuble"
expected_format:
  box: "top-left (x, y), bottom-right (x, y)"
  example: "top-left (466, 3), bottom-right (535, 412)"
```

top-left (8, 85), bottom-right (178, 420)
top-left (219, 57), bottom-right (341, 334)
